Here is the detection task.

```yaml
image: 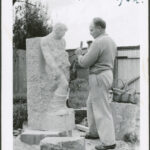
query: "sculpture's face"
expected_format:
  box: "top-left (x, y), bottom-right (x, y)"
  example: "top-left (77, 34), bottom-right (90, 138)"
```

top-left (53, 23), bottom-right (68, 39)
top-left (55, 29), bottom-right (66, 39)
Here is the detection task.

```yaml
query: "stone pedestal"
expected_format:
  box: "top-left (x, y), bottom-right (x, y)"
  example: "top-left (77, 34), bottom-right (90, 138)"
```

top-left (40, 137), bottom-right (85, 150)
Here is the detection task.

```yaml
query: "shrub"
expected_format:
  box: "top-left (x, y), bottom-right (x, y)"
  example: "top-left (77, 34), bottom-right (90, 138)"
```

top-left (69, 78), bottom-right (89, 92)
top-left (123, 132), bottom-right (139, 144)
top-left (13, 0), bottom-right (52, 49)
top-left (68, 78), bottom-right (89, 108)
top-left (13, 103), bottom-right (28, 130)
top-left (13, 94), bottom-right (27, 104)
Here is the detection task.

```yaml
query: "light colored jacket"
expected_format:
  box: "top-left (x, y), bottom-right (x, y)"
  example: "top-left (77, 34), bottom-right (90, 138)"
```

top-left (78, 33), bottom-right (117, 74)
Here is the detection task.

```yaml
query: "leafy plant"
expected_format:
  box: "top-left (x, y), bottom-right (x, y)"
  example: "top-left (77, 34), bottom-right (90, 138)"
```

top-left (13, 95), bottom-right (27, 104)
top-left (13, 0), bottom-right (52, 49)
top-left (13, 103), bottom-right (27, 129)
top-left (123, 132), bottom-right (139, 144)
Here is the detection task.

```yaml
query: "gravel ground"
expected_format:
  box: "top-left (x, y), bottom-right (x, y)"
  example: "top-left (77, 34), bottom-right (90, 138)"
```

top-left (13, 129), bottom-right (139, 150)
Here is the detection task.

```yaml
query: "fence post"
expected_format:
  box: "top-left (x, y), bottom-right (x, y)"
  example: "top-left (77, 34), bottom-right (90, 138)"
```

top-left (113, 50), bottom-right (118, 88)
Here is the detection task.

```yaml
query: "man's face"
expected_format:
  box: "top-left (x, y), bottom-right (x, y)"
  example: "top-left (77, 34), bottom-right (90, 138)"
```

top-left (89, 23), bottom-right (101, 39)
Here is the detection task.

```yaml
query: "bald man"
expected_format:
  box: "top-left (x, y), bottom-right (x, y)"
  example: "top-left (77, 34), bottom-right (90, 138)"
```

top-left (76, 18), bottom-right (116, 150)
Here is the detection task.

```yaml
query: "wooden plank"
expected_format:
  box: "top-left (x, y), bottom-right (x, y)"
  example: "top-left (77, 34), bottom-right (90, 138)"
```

top-left (76, 124), bottom-right (89, 132)
top-left (113, 51), bottom-right (118, 88)
top-left (117, 57), bottom-right (140, 59)
top-left (117, 45), bottom-right (140, 50)
top-left (117, 56), bottom-right (128, 59)
top-left (117, 58), bottom-right (140, 92)
top-left (118, 50), bottom-right (140, 57)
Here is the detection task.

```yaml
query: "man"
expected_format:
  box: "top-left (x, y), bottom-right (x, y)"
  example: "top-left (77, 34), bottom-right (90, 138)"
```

top-left (76, 17), bottom-right (117, 150)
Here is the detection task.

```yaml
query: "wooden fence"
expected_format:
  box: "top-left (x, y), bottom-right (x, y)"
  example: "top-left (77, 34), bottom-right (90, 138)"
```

top-left (114, 46), bottom-right (140, 93)
top-left (13, 45), bottom-right (140, 99)
top-left (13, 49), bottom-right (27, 98)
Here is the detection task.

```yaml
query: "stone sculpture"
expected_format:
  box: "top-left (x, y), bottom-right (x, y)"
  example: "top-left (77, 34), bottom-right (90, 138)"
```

top-left (26, 23), bottom-right (75, 132)
top-left (21, 23), bottom-right (84, 148)
top-left (40, 23), bottom-right (70, 113)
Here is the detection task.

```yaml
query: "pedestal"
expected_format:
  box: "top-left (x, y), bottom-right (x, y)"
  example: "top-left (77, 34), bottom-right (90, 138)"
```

top-left (28, 108), bottom-right (75, 131)
top-left (40, 137), bottom-right (86, 150)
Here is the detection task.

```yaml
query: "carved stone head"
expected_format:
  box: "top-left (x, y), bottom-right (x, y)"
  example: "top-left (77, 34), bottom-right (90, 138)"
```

top-left (53, 23), bottom-right (68, 39)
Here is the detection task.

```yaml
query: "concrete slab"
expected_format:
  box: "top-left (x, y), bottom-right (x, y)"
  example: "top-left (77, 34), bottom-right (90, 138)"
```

top-left (20, 129), bottom-right (71, 145)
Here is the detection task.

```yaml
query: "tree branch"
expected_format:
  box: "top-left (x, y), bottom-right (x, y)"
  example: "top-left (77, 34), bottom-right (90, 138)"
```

top-left (13, 0), bottom-right (36, 6)
top-left (13, 0), bottom-right (17, 4)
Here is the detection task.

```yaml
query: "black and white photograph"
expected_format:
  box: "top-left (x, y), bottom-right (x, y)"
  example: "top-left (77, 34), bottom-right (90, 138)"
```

top-left (1, 0), bottom-right (149, 150)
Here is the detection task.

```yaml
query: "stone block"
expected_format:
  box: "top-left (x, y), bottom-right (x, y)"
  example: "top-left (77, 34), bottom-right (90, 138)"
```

top-left (40, 137), bottom-right (85, 150)
top-left (26, 38), bottom-right (75, 132)
top-left (26, 38), bottom-right (52, 129)
top-left (20, 130), bottom-right (69, 145)
top-left (110, 102), bottom-right (139, 140)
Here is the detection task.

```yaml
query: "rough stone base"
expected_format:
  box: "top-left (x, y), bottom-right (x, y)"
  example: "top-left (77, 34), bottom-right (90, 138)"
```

top-left (110, 102), bottom-right (139, 140)
top-left (20, 130), bottom-right (72, 145)
top-left (28, 108), bottom-right (75, 131)
top-left (40, 137), bottom-right (85, 150)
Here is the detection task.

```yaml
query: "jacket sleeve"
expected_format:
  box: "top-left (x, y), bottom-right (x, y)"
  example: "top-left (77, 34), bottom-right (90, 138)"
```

top-left (78, 40), bottom-right (101, 68)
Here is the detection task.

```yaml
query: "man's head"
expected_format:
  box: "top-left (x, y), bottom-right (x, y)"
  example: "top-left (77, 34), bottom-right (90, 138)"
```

top-left (89, 17), bottom-right (106, 39)
top-left (53, 23), bottom-right (68, 39)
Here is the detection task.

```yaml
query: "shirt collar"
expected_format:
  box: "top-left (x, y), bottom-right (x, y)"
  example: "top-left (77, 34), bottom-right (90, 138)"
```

top-left (96, 32), bottom-right (107, 39)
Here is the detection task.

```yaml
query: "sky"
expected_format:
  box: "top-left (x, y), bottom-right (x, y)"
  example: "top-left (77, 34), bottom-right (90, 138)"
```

top-left (33, 0), bottom-right (144, 49)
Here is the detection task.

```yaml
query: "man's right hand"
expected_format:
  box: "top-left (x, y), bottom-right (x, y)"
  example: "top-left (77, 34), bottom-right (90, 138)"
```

top-left (75, 48), bottom-right (83, 55)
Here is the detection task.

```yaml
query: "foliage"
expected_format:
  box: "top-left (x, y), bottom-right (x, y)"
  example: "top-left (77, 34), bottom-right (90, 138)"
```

top-left (123, 132), bottom-right (139, 144)
top-left (13, 0), bottom-right (52, 49)
top-left (13, 0), bottom-right (17, 4)
top-left (69, 78), bottom-right (89, 92)
top-left (13, 103), bottom-right (27, 129)
top-left (68, 78), bottom-right (89, 108)
top-left (13, 94), bottom-right (27, 104)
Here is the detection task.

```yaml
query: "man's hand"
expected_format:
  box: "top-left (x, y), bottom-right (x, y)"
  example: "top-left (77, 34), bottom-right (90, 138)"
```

top-left (75, 48), bottom-right (83, 55)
